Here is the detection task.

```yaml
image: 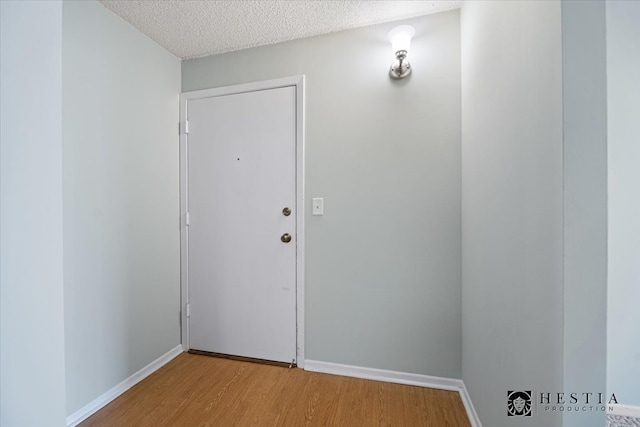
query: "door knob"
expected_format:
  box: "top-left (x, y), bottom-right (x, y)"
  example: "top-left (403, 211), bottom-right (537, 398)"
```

top-left (280, 233), bottom-right (292, 243)
top-left (282, 207), bottom-right (291, 216)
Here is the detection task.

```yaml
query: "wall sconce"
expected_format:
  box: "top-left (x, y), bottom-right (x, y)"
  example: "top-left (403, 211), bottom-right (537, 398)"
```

top-left (387, 25), bottom-right (415, 79)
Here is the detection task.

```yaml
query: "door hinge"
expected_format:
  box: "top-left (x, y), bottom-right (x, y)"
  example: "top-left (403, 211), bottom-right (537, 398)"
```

top-left (186, 303), bottom-right (190, 318)
top-left (185, 211), bottom-right (190, 226)
top-left (179, 120), bottom-right (190, 135)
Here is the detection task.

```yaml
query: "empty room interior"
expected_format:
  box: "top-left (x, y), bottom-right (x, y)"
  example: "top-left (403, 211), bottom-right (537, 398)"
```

top-left (1, 1), bottom-right (638, 426)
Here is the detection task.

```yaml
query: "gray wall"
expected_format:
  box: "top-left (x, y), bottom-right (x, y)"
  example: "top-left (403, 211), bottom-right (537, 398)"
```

top-left (62, 0), bottom-right (181, 415)
top-left (0, 1), bottom-right (67, 425)
top-left (562, 2), bottom-right (607, 426)
top-left (183, 11), bottom-right (462, 379)
top-left (461, 2), bottom-right (564, 426)
top-left (606, 0), bottom-right (640, 407)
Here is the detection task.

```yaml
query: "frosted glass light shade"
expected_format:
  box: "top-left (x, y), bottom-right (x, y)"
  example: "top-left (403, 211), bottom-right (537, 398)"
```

top-left (387, 25), bottom-right (415, 53)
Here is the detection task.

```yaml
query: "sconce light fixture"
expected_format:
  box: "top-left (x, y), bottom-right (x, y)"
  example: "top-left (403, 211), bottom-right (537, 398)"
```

top-left (387, 25), bottom-right (415, 79)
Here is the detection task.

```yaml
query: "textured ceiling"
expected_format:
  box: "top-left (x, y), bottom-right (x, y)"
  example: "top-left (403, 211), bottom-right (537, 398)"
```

top-left (99, 1), bottom-right (461, 60)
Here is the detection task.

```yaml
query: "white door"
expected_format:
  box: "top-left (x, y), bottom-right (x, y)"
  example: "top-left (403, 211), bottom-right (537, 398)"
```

top-left (186, 86), bottom-right (297, 364)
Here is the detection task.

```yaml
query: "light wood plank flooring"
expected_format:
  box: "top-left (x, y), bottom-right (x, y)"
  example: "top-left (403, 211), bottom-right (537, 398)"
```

top-left (80, 352), bottom-right (471, 426)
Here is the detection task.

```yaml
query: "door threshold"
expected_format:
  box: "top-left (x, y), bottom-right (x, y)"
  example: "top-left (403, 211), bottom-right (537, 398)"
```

top-left (188, 349), bottom-right (297, 369)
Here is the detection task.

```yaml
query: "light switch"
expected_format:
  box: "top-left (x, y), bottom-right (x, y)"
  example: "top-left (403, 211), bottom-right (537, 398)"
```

top-left (312, 198), bottom-right (324, 215)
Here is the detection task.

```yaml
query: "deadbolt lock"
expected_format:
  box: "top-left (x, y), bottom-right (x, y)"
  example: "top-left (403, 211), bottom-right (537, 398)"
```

top-left (282, 207), bottom-right (291, 216)
top-left (281, 233), bottom-right (292, 243)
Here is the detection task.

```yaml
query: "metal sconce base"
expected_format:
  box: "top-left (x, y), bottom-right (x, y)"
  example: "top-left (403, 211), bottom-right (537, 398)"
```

top-left (389, 50), bottom-right (411, 79)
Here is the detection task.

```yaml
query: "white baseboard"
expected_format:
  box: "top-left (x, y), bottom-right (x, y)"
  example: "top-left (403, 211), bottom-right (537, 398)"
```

top-left (608, 404), bottom-right (640, 418)
top-left (304, 359), bottom-right (481, 427)
top-left (66, 345), bottom-right (183, 427)
top-left (459, 382), bottom-right (482, 427)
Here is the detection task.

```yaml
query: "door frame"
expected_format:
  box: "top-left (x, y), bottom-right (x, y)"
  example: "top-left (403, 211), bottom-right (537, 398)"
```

top-left (179, 76), bottom-right (306, 367)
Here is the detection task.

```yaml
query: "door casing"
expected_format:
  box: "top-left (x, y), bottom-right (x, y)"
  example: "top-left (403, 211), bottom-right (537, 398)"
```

top-left (179, 76), bottom-right (305, 368)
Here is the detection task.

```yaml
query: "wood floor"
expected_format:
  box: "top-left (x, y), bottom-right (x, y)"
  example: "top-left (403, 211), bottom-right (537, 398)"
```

top-left (80, 353), bottom-right (471, 427)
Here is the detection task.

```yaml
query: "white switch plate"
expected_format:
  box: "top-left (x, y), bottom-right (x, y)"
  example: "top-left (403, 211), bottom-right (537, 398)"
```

top-left (312, 198), bottom-right (324, 215)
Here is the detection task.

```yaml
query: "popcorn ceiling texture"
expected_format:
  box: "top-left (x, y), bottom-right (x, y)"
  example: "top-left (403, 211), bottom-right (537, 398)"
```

top-left (99, 1), bottom-right (461, 59)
